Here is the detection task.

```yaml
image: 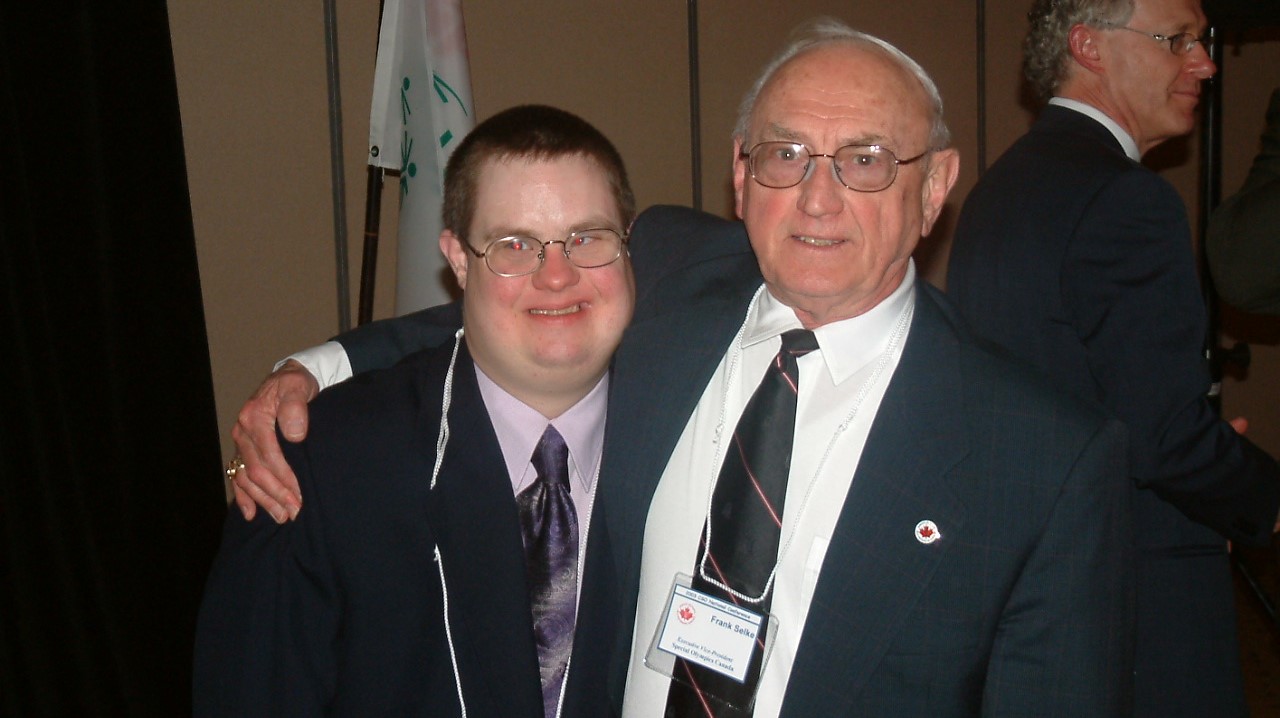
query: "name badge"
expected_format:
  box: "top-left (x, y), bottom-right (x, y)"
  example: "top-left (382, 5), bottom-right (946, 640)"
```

top-left (646, 574), bottom-right (771, 684)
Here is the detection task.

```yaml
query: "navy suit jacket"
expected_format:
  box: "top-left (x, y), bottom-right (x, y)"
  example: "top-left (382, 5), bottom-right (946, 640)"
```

top-left (948, 105), bottom-right (1280, 716)
top-left (333, 205), bottom-right (1134, 715)
top-left (194, 341), bottom-right (616, 716)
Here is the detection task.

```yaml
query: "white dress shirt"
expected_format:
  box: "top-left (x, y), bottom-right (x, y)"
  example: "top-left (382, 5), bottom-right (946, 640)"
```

top-left (621, 264), bottom-right (915, 717)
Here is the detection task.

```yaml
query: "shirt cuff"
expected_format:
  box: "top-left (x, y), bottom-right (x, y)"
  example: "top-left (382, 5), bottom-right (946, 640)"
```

top-left (275, 341), bottom-right (353, 390)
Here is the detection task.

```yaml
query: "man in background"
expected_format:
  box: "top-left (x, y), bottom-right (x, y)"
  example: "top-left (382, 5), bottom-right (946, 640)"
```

top-left (948, 1), bottom-right (1280, 715)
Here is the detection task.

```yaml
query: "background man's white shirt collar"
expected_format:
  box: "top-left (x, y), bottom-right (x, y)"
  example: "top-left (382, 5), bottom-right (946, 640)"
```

top-left (1049, 97), bottom-right (1142, 161)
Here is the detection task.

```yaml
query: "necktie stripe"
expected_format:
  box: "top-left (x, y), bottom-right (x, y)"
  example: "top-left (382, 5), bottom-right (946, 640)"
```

top-left (730, 435), bottom-right (783, 528)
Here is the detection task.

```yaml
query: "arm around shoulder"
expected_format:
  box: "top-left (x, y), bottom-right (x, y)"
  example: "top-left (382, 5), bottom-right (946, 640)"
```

top-left (195, 440), bottom-right (338, 715)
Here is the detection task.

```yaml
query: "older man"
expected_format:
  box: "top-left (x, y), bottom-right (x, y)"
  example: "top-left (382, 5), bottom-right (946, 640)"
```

top-left (231, 22), bottom-right (1131, 716)
top-left (948, 1), bottom-right (1280, 716)
top-left (195, 105), bottom-right (636, 717)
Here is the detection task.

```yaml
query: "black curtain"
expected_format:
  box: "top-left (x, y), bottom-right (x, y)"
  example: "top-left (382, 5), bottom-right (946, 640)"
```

top-left (1, 2), bottom-right (226, 714)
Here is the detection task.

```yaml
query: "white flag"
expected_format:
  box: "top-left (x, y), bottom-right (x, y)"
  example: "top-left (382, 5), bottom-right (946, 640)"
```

top-left (368, 0), bottom-right (474, 314)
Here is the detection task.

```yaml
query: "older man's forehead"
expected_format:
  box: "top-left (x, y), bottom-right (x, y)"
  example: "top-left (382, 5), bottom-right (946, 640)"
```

top-left (751, 46), bottom-right (933, 145)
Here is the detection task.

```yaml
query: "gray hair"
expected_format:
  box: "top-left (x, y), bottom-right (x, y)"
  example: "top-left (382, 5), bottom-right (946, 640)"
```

top-left (732, 18), bottom-right (951, 150)
top-left (1024, 0), bottom-right (1134, 101)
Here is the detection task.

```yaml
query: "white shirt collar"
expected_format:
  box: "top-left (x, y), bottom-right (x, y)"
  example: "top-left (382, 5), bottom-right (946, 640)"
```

top-left (744, 260), bottom-right (917, 385)
top-left (1048, 97), bottom-right (1141, 161)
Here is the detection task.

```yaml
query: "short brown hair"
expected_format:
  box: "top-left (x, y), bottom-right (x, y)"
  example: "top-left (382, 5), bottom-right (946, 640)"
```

top-left (441, 105), bottom-right (636, 240)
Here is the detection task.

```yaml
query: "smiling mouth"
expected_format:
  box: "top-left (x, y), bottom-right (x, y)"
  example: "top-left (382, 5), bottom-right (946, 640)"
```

top-left (795, 235), bottom-right (844, 247)
top-left (530, 304), bottom-right (583, 316)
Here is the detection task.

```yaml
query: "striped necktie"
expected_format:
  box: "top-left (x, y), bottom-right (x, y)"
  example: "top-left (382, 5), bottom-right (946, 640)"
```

top-left (665, 329), bottom-right (819, 717)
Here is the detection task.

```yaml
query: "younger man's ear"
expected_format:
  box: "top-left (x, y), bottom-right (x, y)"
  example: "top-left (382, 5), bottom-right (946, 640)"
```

top-left (439, 230), bottom-right (470, 290)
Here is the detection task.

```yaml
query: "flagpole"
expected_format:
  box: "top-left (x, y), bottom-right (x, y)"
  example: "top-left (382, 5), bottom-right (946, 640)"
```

top-left (323, 0), bottom-right (352, 333)
top-left (358, 166), bottom-right (384, 325)
top-left (687, 0), bottom-right (702, 211)
top-left (358, 0), bottom-right (389, 326)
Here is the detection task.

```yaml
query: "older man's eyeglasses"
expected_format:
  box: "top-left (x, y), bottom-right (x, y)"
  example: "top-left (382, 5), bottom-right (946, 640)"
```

top-left (464, 228), bottom-right (628, 277)
top-left (1103, 24), bottom-right (1211, 56)
top-left (740, 141), bottom-right (932, 193)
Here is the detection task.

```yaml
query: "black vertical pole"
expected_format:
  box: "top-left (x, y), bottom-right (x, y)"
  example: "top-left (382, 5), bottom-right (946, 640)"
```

top-left (976, 0), bottom-right (988, 175)
top-left (323, 0), bottom-right (352, 333)
top-left (358, 166), bottom-right (384, 326)
top-left (1200, 26), bottom-right (1226, 412)
top-left (358, 0), bottom-right (389, 326)
top-left (688, 0), bottom-right (702, 211)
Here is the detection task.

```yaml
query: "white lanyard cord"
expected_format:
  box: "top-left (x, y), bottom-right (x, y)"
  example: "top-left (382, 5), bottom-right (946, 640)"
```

top-left (551, 471), bottom-right (598, 718)
top-left (434, 546), bottom-right (469, 717)
top-left (429, 328), bottom-right (466, 491)
top-left (430, 329), bottom-right (468, 715)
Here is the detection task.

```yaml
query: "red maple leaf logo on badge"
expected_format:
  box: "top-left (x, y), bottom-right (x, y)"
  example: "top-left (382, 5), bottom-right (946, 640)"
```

top-left (677, 603), bottom-right (695, 624)
top-left (914, 519), bottom-right (941, 544)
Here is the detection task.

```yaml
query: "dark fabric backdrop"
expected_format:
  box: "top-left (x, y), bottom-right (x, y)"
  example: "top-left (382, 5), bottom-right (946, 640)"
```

top-left (1, 2), bottom-right (227, 714)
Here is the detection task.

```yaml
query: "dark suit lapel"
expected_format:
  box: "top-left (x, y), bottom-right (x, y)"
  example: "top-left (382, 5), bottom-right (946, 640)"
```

top-left (420, 347), bottom-right (544, 716)
top-left (593, 250), bottom-right (764, 703)
top-left (603, 252), bottom-right (764, 585)
top-left (782, 287), bottom-right (971, 715)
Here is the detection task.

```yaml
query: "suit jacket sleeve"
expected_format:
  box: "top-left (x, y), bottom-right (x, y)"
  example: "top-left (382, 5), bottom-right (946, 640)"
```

top-left (1064, 170), bottom-right (1280, 543)
top-left (334, 302), bottom-right (462, 374)
top-left (983, 418), bottom-right (1134, 716)
top-left (193, 434), bottom-right (339, 715)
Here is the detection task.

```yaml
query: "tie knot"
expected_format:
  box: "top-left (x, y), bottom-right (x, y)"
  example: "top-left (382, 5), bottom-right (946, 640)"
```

top-left (532, 425), bottom-right (570, 488)
top-left (780, 328), bottom-right (819, 357)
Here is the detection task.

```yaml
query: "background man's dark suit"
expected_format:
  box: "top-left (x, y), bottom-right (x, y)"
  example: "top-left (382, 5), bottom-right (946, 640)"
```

top-left (194, 341), bottom-right (616, 717)
top-left (948, 104), bottom-right (1280, 716)
top-left (336, 205), bottom-right (1134, 715)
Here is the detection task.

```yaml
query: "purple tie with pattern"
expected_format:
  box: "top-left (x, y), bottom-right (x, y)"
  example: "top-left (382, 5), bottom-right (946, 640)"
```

top-left (518, 425), bottom-right (579, 718)
top-left (665, 328), bottom-right (819, 717)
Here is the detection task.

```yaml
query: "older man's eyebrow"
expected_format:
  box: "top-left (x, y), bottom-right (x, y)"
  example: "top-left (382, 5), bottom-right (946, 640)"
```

top-left (763, 123), bottom-right (804, 142)
top-left (761, 123), bottom-right (891, 148)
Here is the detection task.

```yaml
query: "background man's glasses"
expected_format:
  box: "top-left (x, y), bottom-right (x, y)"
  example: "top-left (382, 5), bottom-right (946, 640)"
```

top-left (465, 228), bottom-right (628, 277)
top-left (1103, 24), bottom-right (1211, 56)
top-left (740, 141), bottom-right (931, 193)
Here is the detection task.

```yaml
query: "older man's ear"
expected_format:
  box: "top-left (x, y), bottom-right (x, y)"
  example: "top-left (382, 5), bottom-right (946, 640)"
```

top-left (920, 148), bottom-right (960, 237)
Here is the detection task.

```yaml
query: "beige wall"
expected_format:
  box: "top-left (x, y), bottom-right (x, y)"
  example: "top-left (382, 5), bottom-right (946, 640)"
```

top-left (169, 1), bottom-right (1280, 467)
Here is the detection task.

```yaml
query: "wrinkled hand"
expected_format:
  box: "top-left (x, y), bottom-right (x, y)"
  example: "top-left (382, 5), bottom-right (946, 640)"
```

top-left (229, 360), bottom-right (318, 523)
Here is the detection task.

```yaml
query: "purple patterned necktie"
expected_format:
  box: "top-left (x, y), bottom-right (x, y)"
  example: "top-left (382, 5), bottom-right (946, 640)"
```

top-left (518, 425), bottom-right (579, 718)
top-left (665, 329), bottom-right (819, 717)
